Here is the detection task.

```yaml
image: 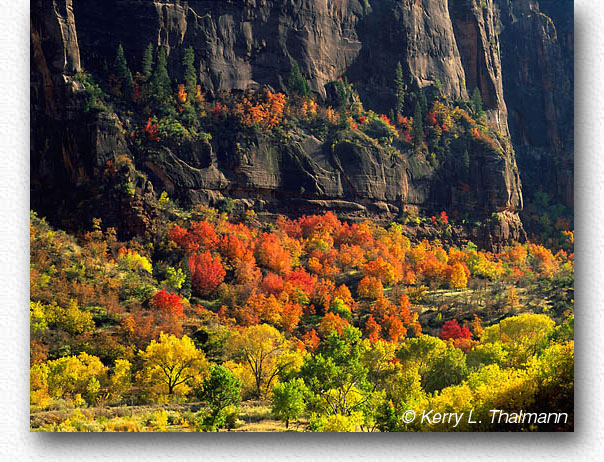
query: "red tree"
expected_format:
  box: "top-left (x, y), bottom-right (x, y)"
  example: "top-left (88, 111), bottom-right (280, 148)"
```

top-left (188, 251), bottom-right (226, 296)
top-left (439, 319), bottom-right (472, 341)
top-left (151, 289), bottom-right (185, 318)
top-left (365, 315), bottom-right (382, 343)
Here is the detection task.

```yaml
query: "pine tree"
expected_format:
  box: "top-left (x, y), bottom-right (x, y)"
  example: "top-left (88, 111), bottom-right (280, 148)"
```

top-left (182, 46), bottom-right (197, 95)
top-left (394, 61), bottom-right (405, 116)
top-left (471, 87), bottom-right (484, 118)
top-left (142, 43), bottom-right (154, 78)
top-left (418, 90), bottom-right (428, 116)
top-left (150, 47), bottom-right (171, 103)
top-left (462, 149), bottom-right (470, 181)
top-left (114, 44), bottom-right (134, 100)
top-left (287, 61), bottom-right (312, 98)
top-left (413, 101), bottom-right (424, 151)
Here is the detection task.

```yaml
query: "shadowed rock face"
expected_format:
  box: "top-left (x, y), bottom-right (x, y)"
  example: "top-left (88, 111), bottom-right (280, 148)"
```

top-left (31, 0), bottom-right (537, 248)
top-left (496, 0), bottom-right (573, 208)
top-left (70, 0), bottom-right (510, 130)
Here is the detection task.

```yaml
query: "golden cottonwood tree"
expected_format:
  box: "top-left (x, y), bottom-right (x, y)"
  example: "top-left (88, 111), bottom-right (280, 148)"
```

top-left (227, 324), bottom-right (293, 398)
top-left (139, 332), bottom-right (208, 397)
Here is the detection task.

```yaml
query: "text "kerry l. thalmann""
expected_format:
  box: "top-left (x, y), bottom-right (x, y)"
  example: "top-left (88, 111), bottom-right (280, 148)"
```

top-left (420, 409), bottom-right (568, 427)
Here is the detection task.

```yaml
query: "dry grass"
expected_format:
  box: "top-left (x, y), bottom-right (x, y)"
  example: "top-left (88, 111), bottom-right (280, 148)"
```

top-left (30, 400), bottom-right (307, 432)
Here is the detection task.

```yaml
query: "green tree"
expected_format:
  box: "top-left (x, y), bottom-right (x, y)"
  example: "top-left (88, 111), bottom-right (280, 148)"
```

top-left (271, 378), bottom-right (306, 429)
top-left (471, 87), bottom-right (484, 118)
top-left (114, 44), bottom-right (134, 100)
top-left (461, 149), bottom-right (470, 181)
top-left (397, 335), bottom-right (468, 393)
top-left (142, 43), bottom-right (154, 78)
top-left (300, 326), bottom-right (370, 417)
top-left (287, 61), bottom-right (312, 98)
top-left (150, 47), bottom-right (172, 103)
top-left (182, 46), bottom-right (197, 95)
top-left (413, 101), bottom-right (424, 150)
top-left (394, 61), bottom-right (405, 116)
top-left (197, 365), bottom-right (241, 431)
top-left (418, 90), bottom-right (428, 115)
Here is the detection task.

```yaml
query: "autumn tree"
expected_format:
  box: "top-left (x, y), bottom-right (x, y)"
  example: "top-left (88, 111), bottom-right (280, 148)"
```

top-left (364, 315), bottom-right (382, 343)
top-left (319, 312), bottom-right (350, 337)
top-left (139, 332), bottom-right (208, 397)
top-left (357, 276), bottom-right (383, 299)
top-left (110, 359), bottom-right (132, 403)
top-left (280, 301), bottom-right (303, 332)
top-left (42, 352), bottom-right (108, 405)
top-left (188, 251), bottom-right (226, 297)
top-left (439, 319), bottom-right (472, 341)
top-left (227, 324), bottom-right (290, 398)
top-left (447, 262), bottom-right (468, 289)
top-left (482, 314), bottom-right (556, 366)
top-left (256, 233), bottom-right (292, 275)
top-left (150, 289), bottom-right (185, 318)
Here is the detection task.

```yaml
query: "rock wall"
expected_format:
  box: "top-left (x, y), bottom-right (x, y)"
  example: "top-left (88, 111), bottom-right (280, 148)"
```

top-left (496, 0), bottom-right (573, 208)
top-left (31, 0), bottom-right (532, 246)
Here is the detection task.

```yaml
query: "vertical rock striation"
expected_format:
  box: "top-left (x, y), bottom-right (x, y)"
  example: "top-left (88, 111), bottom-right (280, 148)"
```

top-left (30, 0), bottom-right (539, 247)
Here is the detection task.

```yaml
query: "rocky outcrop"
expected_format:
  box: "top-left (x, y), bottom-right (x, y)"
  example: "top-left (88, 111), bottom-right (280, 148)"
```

top-left (448, 0), bottom-right (509, 134)
top-left (31, 0), bottom-right (530, 246)
top-left (496, 0), bottom-right (573, 208)
top-left (31, 1), bottom-right (158, 236)
top-left (70, 0), bottom-right (510, 122)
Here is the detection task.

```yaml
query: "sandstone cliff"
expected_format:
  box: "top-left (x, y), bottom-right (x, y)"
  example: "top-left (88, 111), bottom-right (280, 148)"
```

top-left (31, 0), bottom-right (535, 248)
top-left (496, 0), bottom-right (573, 208)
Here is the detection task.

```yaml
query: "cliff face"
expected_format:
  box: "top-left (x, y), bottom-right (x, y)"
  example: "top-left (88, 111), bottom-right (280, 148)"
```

top-left (31, 0), bottom-right (531, 247)
top-left (70, 0), bottom-right (512, 132)
top-left (496, 0), bottom-right (573, 208)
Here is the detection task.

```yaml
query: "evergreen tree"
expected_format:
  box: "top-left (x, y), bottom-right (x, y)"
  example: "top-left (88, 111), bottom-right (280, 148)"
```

top-left (114, 44), bottom-right (134, 100)
top-left (413, 101), bottom-right (424, 151)
top-left (150, 47), bottom-right (171, 103)
top-left (471, 87), bottom-right (484, 118)
top-left (287, 61), bottom-right (312, 98)
top-left (394, 61), bottom-right (405, 116)
top-left (142, 43), bottom-right (154, 78)
top-left (182, 46), bottom-right (197, 95)
top-left (462, 149), bottom-right (470, 181)
top-left (418, 90), bottom-right (428, 116)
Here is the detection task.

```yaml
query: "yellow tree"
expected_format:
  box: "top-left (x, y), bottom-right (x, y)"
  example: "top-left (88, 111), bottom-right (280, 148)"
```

top-left (227, 324), bottom-right (291, 398)
top-left (139, 332), bottom-right (208, 397)
top-left (447, 263), bottom-right (468, 289)
top-left (482, 314), bottom-right (555, 366)
top-left (110, 359), bottom-right (132, 402)
top-left (42, 352), bottom-right (108, 405)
